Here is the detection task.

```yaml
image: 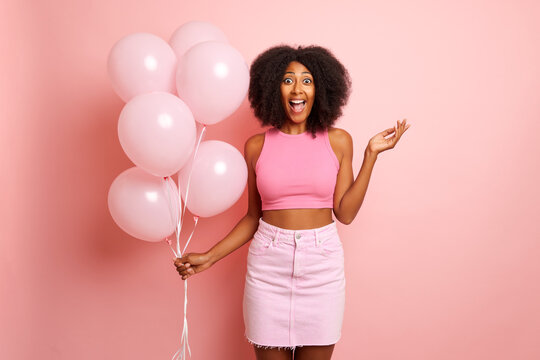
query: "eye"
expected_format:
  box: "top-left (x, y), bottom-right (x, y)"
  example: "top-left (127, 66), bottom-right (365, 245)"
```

top-left (283, 78), bottom-right (293, 84)
top-left (303, 78), bottom-right (312, 84)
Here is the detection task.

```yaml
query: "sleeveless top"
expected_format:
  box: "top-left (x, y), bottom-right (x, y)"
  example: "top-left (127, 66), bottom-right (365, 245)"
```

top-left (255, 127), bottom-right (340, 211)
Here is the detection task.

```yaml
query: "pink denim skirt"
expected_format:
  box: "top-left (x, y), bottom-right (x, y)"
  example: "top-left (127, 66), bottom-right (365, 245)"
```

top-left (243, 217), bottom-right (346, 350)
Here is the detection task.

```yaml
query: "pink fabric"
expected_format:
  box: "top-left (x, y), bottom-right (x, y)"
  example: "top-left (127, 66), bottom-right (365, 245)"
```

top-left (243, 218), bottom-right (346, 349)
top-left (256, 127), bottom-right (340, 211)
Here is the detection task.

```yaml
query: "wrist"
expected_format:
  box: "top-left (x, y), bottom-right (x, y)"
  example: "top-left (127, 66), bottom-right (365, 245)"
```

top-left (206, 249), bottom-right (218, 266)
top-left (364, 147), bottom-right (378, 159)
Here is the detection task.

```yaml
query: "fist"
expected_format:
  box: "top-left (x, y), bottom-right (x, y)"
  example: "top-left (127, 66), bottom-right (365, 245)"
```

top-left (174, 252), bottom-right (213, 280)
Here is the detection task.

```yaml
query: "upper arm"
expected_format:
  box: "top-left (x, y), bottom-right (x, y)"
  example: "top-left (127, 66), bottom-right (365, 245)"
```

top-left (244, 133), bottom-right (264, 219)
top-left (329, 128), bottom-right (354, 222)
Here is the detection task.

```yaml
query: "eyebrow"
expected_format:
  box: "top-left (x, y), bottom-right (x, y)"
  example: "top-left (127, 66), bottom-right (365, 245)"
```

top-left (284, 71), bottom-right (312, 75)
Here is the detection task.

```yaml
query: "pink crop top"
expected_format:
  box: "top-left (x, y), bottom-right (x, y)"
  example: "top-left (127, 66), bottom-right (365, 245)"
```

top-left (255, 127), bottom-right (340, 211)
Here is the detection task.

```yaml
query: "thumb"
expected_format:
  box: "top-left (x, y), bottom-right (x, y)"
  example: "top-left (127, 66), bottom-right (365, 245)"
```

top-left (380, 127), bottom-right (395, 137)
top-left (174, 253), bottom-right (191, 266)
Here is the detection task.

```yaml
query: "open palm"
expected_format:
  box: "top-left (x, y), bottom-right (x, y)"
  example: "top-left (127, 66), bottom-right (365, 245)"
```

top-left (368, 118), bottom-right (410, 155)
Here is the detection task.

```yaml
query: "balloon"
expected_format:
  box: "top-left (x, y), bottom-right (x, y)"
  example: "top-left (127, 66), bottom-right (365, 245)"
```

top-left (169, 21), bottom-right (228, 60)
top-left (178, 140), bottom-right (247, 217)
top-left (176, 41), bottom-right (249, 125)
top-left (108, 167), bottom-right (180, 242)
top-left (118, 92), bottom-right (197, 177)
top-left (107, 33), bottom-right (177, 102)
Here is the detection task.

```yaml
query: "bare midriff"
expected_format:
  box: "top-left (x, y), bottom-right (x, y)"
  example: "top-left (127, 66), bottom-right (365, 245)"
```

top-left (261, 208), bottom-right (334, 230)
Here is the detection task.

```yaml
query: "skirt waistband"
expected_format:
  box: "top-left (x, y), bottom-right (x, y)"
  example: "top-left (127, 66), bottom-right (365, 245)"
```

top-left (256, 217), bottom-right (338, 245)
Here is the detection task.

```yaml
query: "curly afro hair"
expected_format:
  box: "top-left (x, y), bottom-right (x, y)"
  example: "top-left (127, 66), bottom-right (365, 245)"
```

top-left (248, 44), bottom-right (352, 138)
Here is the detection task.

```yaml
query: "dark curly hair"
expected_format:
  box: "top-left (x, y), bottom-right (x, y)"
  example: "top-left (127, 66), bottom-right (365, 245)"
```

top-left (248, 44), bottom-right (352, 138)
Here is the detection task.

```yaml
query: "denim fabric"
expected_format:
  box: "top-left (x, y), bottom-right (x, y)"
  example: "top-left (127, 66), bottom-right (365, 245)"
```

top-left (243, 217), bottom-right (346, 349)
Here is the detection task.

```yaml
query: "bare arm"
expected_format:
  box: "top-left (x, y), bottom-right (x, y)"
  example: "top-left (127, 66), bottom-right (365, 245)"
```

top-left (206, 214), bottom-right (259, 265)
top-left (175, 133), bottom-right (264, 279)
top-left (333, 120), bottom-right (410, 224)
top-left (207, 133), bottom-right (263, 264)
top-left (337, 148), bottom-right (378, 224)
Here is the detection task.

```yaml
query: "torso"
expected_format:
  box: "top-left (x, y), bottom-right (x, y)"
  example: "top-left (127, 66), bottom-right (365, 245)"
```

top-left (254, 127), bottom-right (342, 230)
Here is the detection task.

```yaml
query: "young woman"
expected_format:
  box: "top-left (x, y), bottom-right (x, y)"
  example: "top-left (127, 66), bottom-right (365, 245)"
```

top-left (174, 44), bottom-right (410, 360)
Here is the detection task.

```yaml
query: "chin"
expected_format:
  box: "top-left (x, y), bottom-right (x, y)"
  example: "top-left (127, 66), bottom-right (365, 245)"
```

top-left (288, 112), bottom-right (310, 123)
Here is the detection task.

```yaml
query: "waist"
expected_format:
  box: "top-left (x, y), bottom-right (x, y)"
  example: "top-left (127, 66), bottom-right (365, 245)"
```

top-left (262, 208), bottom-right (333, 230)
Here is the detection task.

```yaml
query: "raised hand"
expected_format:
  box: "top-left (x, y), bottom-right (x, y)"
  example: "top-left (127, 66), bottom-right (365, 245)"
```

top-left (367, 118), bottom-right (410, 155)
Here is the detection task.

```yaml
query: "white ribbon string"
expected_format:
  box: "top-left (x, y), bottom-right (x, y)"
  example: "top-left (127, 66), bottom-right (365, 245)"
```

top-left (164, 125), bottom-right (207, 360)
top-left (178, 125), bottom-right (207, 249)
top-left (164, 177), bottom-right (180, 259)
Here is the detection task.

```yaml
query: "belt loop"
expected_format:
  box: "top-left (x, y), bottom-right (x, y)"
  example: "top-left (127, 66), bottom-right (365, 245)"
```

top-left (273, 228), bottom-right (280, 246)
top-left (315, 229), bottom-right (320, 247)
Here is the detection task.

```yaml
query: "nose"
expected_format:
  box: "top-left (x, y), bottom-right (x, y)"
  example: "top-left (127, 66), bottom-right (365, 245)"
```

top-left (292, 80), bottom-right (303, 94)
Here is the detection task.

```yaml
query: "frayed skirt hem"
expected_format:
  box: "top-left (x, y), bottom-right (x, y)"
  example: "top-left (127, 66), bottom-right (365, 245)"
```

top-left (245, 336), bottom-right (300, 350)
top-left (244, 335), bottom-right (340, 351)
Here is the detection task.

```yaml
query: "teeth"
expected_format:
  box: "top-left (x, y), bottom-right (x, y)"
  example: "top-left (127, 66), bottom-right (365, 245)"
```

top-left (290, 100), bottom-right (305, 104)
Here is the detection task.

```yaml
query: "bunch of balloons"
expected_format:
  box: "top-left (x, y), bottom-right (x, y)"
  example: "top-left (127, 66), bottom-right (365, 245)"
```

top-left (106, 21), bottom-right (250, 360)
top-left (107, 21), bottom-right (249, 245)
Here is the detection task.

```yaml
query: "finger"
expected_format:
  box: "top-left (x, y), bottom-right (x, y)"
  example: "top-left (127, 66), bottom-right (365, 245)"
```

top-left (179, 267), bottom-right (193, 274)
top-left (178, 267), bottom-right (191, 275)
top-left (179, 268), bottom-right (195, 276)
top-left (175, 259), bottom-right (191, 267)
top-left (381, 127), bottom-right (395, 137)
top-left (175, 257), bottom-right (188, 266)
top-left (397, 120), bottom-right (404, 136)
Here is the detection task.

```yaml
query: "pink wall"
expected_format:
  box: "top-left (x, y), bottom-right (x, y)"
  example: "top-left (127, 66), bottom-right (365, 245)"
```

top-left (2, 0), bottom-right (539, 359)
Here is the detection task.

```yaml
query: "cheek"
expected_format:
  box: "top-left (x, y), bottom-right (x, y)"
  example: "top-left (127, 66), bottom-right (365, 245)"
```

top-left (308, 91), bottom-right (316, 106)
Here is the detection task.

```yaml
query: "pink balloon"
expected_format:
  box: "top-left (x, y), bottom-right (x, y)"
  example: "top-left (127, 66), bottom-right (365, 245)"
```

top-left (176, 41), bottom-right (249, 125)
top-left (108, 167), bottom-right (180, 242)
top-left (178, 140), bottom-right (247, 217)
top-left (169, 21), bottom-right (228, 60)
top-left (118, 92), bottom-right (197, 177)
top-left (108, 33), bottom-right (177, 102)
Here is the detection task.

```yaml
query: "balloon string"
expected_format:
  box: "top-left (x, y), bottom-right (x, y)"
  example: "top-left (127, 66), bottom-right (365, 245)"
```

top-left (163, 177), bottom-right (180, 258)
top-left (179, 125), bottom-right (207, 237)
top-left (169, 124), bottom-right (207, 360)
top-left (183, 216), bottom-right (199, 255)
top-left (171, 279), bottom-right (191, 360)
top-left (166, 238), bottom-right (178, 259)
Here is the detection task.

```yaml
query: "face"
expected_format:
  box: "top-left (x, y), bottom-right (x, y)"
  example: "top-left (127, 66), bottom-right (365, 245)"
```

top-left (280, 61), bottom-right (315, 124)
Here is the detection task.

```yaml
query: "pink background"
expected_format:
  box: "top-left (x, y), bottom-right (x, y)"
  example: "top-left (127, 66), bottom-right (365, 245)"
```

top-left (2, 0), bottom-right (539, 359)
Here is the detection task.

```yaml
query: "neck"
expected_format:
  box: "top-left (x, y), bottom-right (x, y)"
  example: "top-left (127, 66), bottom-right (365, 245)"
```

top-left (279, 120), bottom-right (307, 135)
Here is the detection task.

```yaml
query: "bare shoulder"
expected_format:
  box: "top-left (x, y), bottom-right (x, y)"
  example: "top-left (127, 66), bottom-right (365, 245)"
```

top-left (244, 131), bottom-right (266, 166)
top-left (327, 127), bottom-right (353, 156)
top-left (328, 127), bottom-right (352, 143)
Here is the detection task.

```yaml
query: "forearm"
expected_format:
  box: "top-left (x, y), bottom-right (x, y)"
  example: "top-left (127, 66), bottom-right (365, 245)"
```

top-left (206, 214), bottom-right (260, 265)
top-left (339, 148), bottom-right (378, 224)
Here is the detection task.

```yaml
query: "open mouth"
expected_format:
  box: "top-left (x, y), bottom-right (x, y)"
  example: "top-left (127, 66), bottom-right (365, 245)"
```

top-left (288, 99), bottom-right (306, 113)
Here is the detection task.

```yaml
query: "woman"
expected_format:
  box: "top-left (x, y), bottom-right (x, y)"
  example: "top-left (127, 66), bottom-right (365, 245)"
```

top-left (174, 44), bottom-right (410, 360)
